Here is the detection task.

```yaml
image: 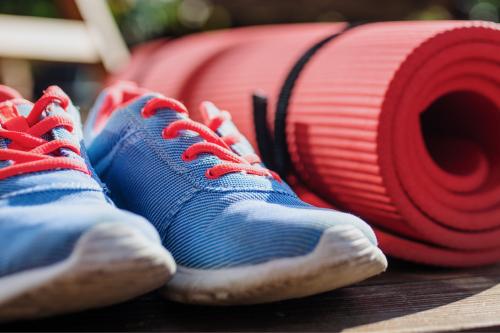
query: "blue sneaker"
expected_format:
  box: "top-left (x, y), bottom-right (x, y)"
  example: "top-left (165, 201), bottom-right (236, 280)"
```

top-left (0, 85), bottom-right (175, 321)
top-left (85, 82), bottom-right (387, 305)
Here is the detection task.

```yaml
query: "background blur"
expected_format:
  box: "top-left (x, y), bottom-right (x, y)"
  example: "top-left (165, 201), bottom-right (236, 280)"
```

top-left (0, 0), bottom-right (498, 114)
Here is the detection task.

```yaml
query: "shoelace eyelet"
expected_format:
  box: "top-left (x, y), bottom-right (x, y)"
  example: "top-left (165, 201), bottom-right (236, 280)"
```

top-left (140, 107), bottom-right (155, 119)
top-left (181, 152), bottom-right (195, 162)
top-left (162, 127), bottom-right (176, 140)
top-left (205, 169), bottom-right (217, 179)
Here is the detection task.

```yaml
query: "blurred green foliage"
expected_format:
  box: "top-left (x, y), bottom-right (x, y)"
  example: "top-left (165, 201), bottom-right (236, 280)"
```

top-left (0, 0), bottom-right (498, 46)
top-left (0, 0), bottom-right (58, 17)
top-left (108, 0), bottom-right (233, 45)
top-left (108, 0), bottom-right (182, 44)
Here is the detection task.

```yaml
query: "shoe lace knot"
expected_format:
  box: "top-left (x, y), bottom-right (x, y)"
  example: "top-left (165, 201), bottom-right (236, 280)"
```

top-left (0, 86), bottom-right (89, 180)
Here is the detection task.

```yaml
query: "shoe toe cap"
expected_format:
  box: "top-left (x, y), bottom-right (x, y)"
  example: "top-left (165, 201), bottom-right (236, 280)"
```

top-left (0, 203), bottom-right (159, 277)
top-left (168, 195), bottom-right (378, 269)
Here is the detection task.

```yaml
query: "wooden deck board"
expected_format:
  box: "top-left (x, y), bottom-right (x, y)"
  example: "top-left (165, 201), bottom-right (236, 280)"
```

top-left (2, 260), bottom-right (500, 332)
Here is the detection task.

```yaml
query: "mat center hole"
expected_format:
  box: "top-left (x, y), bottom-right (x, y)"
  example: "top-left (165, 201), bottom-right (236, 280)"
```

top-left (420, 91), bottom-right (500, 177)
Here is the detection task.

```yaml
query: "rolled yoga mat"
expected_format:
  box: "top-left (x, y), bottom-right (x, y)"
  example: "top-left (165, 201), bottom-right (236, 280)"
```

top-left (116, 21), bottom-right (500, 267)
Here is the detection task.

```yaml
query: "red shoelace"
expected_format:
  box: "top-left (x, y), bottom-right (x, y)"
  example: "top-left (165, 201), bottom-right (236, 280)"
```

top-left (141, 96), bottom-right (280, 181)
top-left (0, 86), bottom-right (89, 180)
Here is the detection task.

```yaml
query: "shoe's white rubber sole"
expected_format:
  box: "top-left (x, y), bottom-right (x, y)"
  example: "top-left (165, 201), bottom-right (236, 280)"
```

top-left (163, 224), bottom-right (387, 305)
top-left (0, 223), bottom-right (176, 322)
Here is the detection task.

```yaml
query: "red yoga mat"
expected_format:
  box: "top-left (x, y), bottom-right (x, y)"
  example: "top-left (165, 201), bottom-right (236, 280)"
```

top-left (116, 21), bottom-right (500, 267)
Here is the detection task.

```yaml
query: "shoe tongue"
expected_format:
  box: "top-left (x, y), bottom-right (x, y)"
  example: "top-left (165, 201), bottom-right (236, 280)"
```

top-left (200, 101), bottom-right (223, 125)
top-left (200, 101), bottom-right (257, 157)
top-left (39, 103), bottom-right (81, 159)
top-left (93, 81), bottom-right (147, 132)
top-left (14, 102), bottom-right (34, 118)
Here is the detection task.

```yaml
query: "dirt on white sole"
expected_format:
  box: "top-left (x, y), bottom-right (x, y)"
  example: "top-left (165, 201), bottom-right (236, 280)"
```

top-left (0, 223), bottom-right (176, 322)
top-left (163, 224), bottom-right (387, 305)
